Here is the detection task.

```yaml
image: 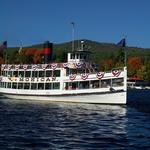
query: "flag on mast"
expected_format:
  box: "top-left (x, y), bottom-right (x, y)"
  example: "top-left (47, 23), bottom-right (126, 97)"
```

top-left (117, 38), bottom-right (126, 47)
top-left (0, 41), bottom-right (7, 53)
top-left (117, 38), bottom-right (127, 66)
top-left (71, 22), bottom-right (75, 27)
top-left (71, 22), bottom-right (75, 51)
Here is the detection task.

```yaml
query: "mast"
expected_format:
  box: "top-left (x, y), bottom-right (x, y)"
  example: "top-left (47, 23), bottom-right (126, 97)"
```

top-left (71, 22), bottom-right (75, 52)
top-left (124, 37), bottom-right (127, 67)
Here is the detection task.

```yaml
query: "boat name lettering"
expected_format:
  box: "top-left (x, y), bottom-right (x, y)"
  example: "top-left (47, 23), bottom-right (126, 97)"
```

top-left (31, 78), bottom-right (35, 81)
top-left (19, 78), bottom-right (24, 81)
top-left (16, 77), bottom-right (56, 82)
top-left (25, 78), bottom-right (29, 81)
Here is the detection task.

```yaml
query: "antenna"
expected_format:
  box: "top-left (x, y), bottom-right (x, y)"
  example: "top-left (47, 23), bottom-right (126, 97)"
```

top-left (71, 22), bottom-right (75, 52)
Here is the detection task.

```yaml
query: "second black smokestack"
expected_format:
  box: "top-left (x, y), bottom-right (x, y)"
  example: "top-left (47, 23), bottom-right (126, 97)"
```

top-left (43, 41), bottom-right (53, 64)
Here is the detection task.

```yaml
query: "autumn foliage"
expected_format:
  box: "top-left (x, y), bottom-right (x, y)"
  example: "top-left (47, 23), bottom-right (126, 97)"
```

top-left (18, 48), bottom-right (43, 64)
top-left (128, 57), bottom-right (143, 70)
top-left (127, 56), bottom-right (144, 78)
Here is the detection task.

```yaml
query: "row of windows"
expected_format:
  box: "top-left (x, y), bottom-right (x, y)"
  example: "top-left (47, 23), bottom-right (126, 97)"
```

top-left (66, 68), bottom-right (96, 76)
top-left (1, 68), bottom-right (97, 78)
top-left (0, 78), bottom-right (124, 90)
top-left (1, 82), bottom-right (60, 90)
top-left (65, 79), bottom-right (124, 90)
top-left (1, 70), bottom-right (60, 78)
top-left (70, 53), bottom-right (89, 60)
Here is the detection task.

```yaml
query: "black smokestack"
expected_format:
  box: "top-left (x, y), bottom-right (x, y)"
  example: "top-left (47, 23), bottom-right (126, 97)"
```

top-left (43, 41), bottom-right (53, 63)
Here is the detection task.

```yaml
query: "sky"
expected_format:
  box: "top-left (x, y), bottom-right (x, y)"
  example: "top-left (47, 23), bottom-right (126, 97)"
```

top-left (0, 0), bottom-right (150, 48)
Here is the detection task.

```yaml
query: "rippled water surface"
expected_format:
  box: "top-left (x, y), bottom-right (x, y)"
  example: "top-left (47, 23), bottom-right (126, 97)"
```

top-left (0, 90), bottom-right (150, 150)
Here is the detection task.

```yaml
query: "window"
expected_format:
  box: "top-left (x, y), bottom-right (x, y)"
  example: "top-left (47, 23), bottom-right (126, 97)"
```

top-left (77, 69), bottom-right (85, 74)
top-left (12, 82), bottom-right (17, 89)
top-left (1, 82), bottom-right (4, 88)
top-left (7, 82), bottom-right (11, 88)
top-left (32, 71), bottom-right (38, 77)
top-left (7, 71), bottom-right (13, 77)
top-left (18, 83), bottom-right (23, 89)
top-left (53, 83), bottom-right (60, 89)
top-left (24, 83), bottom-right (30, 89)
top-left (71, 82), bottom-right (77, 90)
top-left (25, 71), bottom-right (31, 77)
top-left (13, 71), bottom-right (18, 77)
top-left (46, 70), bottom-right (52, 77)
top-left (39, 71), bottom-right (45, 77)
top-left (71, 53), bottom-right (75, 59)
top-left (45, 83), bottom-right (52, 90)
top-left (18, 71), bottom-right (24, 78)
top-left (101, 80), bottom-right (111, 88)
top-left (1, 71), bottom-right (3, 76)
top-left (31, 83), bottom-right (37, 90)
top-left (4, 71), bottom-right (7, 76)
top-left (4, 82), bottom-right (7, 88)
top-left (79, 81), bottom-right (89, 89)
top-left (54, 70), bottom-right (60, 77)
top-left (38, 83), bottom-right (44, 90)
top-left (90, 80), bottom-right (100, 88)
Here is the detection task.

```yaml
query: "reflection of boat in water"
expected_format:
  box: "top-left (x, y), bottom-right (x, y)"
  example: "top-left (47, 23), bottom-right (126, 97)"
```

top-left (0, 41), bottom-right (127, 104)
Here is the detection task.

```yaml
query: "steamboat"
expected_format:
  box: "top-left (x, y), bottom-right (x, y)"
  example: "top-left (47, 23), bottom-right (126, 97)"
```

top-left (0, 41), bottom-right (127, 104)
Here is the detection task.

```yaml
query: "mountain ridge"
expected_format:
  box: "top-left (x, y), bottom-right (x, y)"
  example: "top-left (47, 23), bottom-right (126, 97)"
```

top-left (6, 39), bottom-right (150, 62)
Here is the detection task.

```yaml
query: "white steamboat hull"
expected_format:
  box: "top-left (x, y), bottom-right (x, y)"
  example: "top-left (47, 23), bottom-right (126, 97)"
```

top-left (1, 91), bottom-right (126, 104)
top-left (0, 66), bottom-right (127, 104)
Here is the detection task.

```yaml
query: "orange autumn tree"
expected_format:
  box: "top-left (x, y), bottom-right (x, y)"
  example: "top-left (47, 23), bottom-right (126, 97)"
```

top-left (128, 56), bottom-right (144, 78)
top-left (33, 50), bottom-right (43, 64)
top-left (0, 57), bottom-right (4, 65)
top-left (16, 48), bottom-right (43, 64)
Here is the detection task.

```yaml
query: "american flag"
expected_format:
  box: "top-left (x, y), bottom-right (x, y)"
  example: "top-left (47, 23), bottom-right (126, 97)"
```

top-left (0, 41), bottom-right (7, 53)
top-left (117, 38), bottom-right (126, 47)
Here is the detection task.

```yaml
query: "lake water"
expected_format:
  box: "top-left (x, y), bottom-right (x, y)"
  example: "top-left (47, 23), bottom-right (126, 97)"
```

top-left (0, 89), bottom-right (150, 150)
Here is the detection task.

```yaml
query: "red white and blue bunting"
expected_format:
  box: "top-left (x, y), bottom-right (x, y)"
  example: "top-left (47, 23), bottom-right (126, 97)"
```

top-left (8, 65), bottom-right (12, 70)
top-left (69, 74), bottom-right (76, 80)
top-left (112, 70), bottom-right (121, 77)
top-left (32, 65), bottom-right (37, 70)
top-left (75, 62), bottom-right (82, 68)
top-left (23, 65), bottom-right (28, 70)
top-left (81, 73), bottom-right (89, 80)
top-left (96, 72), bottom-right (105, 79)
top-left (82, 63), bottom-right (86, 68)
top-left (15, 65), bottom-right (20, 70)
top-left (1, 65), bottom-right (5, 70)
top-left (62, 62), bottom-right (87, 69)
top-left (42, 64), bottom-right (48, 70)
top-left (63, 63), bottom-right (68, 68)
top-left (51, 63), bottom-right (57, 70)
